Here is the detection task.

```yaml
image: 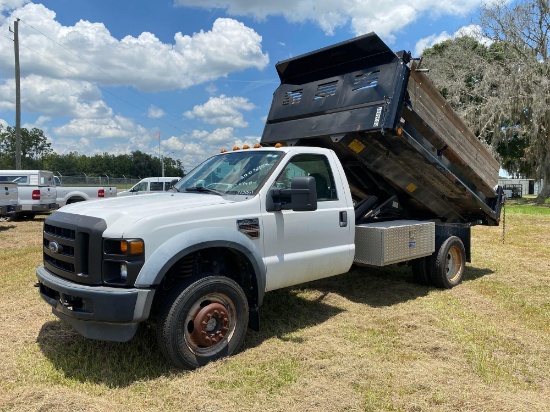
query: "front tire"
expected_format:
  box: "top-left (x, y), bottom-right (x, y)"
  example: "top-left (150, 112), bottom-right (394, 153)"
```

top-left (429, 236), bottom-right (466, 289)
top-left (157, 276), bottom-right (249, 369)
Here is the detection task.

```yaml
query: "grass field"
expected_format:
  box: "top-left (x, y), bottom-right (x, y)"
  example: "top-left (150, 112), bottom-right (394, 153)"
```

top-left (0, 202), bottom-right (548, 411)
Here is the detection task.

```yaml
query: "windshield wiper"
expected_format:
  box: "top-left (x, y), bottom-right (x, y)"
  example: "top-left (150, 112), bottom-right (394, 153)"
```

top-left (185, 186), bottom-right (224, 196)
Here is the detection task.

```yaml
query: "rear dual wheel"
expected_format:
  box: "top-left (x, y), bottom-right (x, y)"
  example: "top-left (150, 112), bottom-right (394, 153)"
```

top-left (157, 276), bottom-right (249, 369)
top-left (411, 236), bottom-right (466, 289)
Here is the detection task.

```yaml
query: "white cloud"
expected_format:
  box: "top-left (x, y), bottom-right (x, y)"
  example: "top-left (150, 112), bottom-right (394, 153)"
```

top-left (158, 127), bottom-right (262, 169)
top-left (184, 95), bottom-right (255, 128)
top-left (414, 24), bottom-right (492, 56)
top-left (174, 0), bottom-right (487, 41)
top-left (0, 4), bottom-right (269, 92)
top-left (148, 106), bottom-right (166, 119)
top-left (54, 115), bottom-right (138, 139)
top-left (0, 75), bottom-right (110, 118)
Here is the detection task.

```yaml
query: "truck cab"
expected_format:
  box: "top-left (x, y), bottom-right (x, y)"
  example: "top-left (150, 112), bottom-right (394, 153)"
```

top-left (117, 177), bottom-right (181, 196)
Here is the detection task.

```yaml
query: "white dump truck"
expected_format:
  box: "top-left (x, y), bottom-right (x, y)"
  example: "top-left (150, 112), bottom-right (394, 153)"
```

top-left (35, 33), bottom-right (504, 369)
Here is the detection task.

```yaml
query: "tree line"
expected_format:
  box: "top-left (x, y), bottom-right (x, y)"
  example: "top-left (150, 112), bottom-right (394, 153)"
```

top-left (0, 125), bottom-right (185, 178)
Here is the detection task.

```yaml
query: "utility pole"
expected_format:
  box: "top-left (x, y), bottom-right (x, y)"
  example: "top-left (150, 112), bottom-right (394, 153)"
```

top-left (11, 18), bottom-right (21, 169)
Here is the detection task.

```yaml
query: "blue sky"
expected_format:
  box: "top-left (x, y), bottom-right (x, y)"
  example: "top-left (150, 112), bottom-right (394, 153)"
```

top-left (0, 0), bottom-right (493, 171)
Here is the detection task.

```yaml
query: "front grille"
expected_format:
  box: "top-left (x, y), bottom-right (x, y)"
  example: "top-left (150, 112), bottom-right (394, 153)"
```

top-left (44, 223), bottom-right (75, 240)
top-left (42, 212), bottom-right (106, 285)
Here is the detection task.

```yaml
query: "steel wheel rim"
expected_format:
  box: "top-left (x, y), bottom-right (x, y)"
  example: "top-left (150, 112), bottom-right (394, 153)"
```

top-left (446, 245), bottom-right (463, 282)
top-left (182, 292), bottom-right (237, 356)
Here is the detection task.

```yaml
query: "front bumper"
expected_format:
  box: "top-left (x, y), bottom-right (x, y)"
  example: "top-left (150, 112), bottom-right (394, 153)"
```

top-left (36, 265), bottom-right (155, 342)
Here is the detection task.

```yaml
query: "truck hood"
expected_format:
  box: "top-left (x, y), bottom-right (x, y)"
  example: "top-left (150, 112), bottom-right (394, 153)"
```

top-left (58, 192), bottom-right (235, 229)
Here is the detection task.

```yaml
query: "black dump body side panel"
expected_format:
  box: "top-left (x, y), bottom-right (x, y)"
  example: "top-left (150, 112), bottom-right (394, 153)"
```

top-left (261, 33), bottom-right (504, 226)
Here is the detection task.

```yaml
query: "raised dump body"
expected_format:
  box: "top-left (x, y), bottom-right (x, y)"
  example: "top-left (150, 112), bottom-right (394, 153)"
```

top-left (261, 33), bottom-right (504, 226)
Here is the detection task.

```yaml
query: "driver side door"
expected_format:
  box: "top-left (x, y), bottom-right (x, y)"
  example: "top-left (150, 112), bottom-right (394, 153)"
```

top-left (261, 153), bottom-right (354, 291)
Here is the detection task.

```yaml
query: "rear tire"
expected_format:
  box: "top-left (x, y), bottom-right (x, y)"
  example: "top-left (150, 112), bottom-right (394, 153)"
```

top-left (429, 236), bottom-right (465, 289)
top-left (156, 276), bottom-right (249, 369)
top-left (411, 257), bottom-right (431, 285)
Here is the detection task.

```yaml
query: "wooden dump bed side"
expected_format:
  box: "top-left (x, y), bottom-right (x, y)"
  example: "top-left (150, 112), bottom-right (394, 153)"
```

top-left (405, 63), bottom-right (499, 198)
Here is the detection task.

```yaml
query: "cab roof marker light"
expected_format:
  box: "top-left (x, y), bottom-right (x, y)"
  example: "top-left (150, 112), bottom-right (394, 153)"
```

top-left (254, 143), bottom-right (261, 148)
top-left (220, 149), bottom-right (227, 153)
top-left (243, 145), bottom-right (250, 149)
top-left (233, 146), bottom-right (240, 151)
top-left (275, 143), bottom-right (283, 148)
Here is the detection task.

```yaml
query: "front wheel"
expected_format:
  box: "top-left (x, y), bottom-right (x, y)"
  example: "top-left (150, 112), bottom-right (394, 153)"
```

top-left (429, 236), bottom-right (466, 289)
top-left (157, 276), bottom-right (249, 369)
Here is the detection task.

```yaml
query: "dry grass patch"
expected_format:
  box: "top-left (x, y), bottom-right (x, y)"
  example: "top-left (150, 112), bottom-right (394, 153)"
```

top-left (0, 211), bottom-right (549, 411)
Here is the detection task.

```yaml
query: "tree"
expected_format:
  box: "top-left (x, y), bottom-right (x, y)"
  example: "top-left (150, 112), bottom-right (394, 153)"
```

top-left (421, 0), bottom-right (550, 202)
top-left (0, 125), bottom-right (53, 169)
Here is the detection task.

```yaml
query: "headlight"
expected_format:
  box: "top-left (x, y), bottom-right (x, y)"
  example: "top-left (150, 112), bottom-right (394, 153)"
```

top-left (103, 238), bottom-right (145, 286)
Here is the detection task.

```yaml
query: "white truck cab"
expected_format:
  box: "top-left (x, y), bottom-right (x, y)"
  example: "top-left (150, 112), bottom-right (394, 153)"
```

top-left (117, 177), bottom-right (180, 196)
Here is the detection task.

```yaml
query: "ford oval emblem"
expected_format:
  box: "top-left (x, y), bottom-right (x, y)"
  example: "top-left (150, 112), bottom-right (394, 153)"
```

top-left (48, 241), bottom-right (60, 253)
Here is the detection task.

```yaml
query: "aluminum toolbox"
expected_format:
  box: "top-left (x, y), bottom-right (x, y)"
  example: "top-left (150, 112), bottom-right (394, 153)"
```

top-left (354, 220), bottom-right (434, 266)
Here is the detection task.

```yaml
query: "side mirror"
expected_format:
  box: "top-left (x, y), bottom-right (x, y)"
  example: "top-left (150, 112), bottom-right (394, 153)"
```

top-left (267, 176), bottom-right (317, 212)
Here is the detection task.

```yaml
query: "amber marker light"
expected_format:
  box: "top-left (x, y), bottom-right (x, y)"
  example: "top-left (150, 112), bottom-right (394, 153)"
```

top-left (254, 143), bottom-right (261, 148)
top-left (397, 127), bottom-right (403, 136)
top-left (275, 143), bottom-right (283, 148)
top-left (120, 240), bottom-right (144, 255)
top-left (233, 146), bottom-right (240, 151)
top-left (220, 149), bottom-right (227, 153)
top-left (243, 144), bottom-right (250, 149)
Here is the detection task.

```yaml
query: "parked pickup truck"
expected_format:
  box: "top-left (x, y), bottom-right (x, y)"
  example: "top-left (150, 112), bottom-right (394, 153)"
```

top-left (0, 182), bottom-right (22, 221)
top-left (0, 170), bottom-right (57, 219)
top-left (117, 177), bottom-right (180, 196)
top-left (35, 33), bottom-right (504, 369)
top-left (53, 176), bottom-right (117, 207)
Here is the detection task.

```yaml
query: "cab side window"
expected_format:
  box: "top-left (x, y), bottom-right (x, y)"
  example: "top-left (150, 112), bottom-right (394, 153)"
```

top-left (273, 154), bottom-right (338, 201)
top-left (150, 182), bottom-right (164, 191)
top-left (133, 182), bottom-right (148, 191)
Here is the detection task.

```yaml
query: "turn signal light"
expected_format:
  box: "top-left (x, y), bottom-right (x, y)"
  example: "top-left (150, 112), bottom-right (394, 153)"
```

top-left (120, 240), bottom-right (144, 255)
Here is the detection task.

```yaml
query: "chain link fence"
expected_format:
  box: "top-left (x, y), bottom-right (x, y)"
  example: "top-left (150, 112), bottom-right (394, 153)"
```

top-left (55, 175), bottom-right (140, 189)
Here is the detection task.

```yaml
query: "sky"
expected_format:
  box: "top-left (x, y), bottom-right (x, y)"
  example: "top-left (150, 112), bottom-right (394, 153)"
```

top-left (0, 0), bottom-right (497, 172)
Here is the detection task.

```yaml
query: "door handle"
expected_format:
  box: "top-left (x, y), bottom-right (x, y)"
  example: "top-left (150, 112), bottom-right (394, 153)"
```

top-left (339, 211), bottom-right (348, 227)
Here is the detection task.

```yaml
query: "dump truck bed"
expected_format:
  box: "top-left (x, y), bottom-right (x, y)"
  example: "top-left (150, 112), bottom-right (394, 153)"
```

top-left (261, 33), bottom-right (504, 226)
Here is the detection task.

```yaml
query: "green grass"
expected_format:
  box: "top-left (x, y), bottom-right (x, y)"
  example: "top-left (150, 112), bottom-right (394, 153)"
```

top-left (1, 210), bottom-right (549, 411)
top-left (505, 204), bottom-right (550, 215)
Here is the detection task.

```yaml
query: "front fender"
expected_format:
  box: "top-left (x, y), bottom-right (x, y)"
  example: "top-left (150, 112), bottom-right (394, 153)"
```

top-left (134, 227), bottom-right (267, 305)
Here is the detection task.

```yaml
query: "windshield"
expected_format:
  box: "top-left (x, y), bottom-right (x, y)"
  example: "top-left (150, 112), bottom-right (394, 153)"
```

top-left (174, 151), bottom-right (283, 196)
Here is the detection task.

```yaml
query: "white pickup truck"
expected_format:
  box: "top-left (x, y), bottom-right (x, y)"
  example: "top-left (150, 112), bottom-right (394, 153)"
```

top-left (54, 177), bottom-right (117, 207)
top-left (35, 33), bottom-right (504, 370)
top-left (0, 182), bottom-right (22, 221)
top-left (117, 177), bottom-right (180, 196)
top-left (0, 170), bottom-right (57, 219)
